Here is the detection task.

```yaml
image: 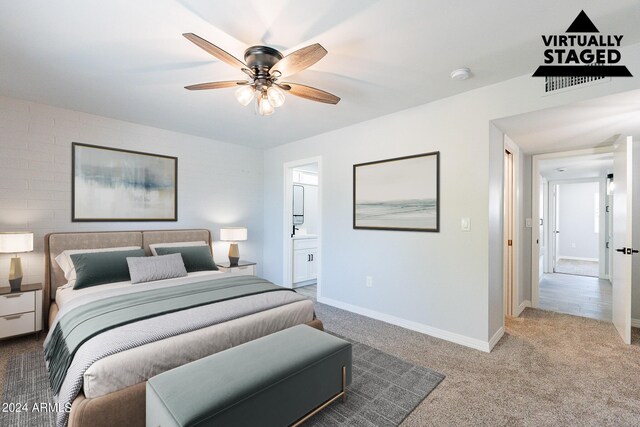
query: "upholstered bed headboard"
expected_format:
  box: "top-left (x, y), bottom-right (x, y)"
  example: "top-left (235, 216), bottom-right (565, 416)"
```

top-left (44, 229), bottom-right (212, 325)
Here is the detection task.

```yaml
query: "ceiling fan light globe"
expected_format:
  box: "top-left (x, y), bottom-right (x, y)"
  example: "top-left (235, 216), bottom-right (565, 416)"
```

top-left (258, 95), bottom-right (274, 116)
top-left (235, 85), bottom-right (255, 106)
top-left (267, 86), bottom-right (286, 108)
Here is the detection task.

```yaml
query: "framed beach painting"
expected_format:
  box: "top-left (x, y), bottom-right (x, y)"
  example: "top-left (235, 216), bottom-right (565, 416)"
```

top-left (353, 152), bottom-right (439, 232)
top-left (72, 143), bottom-right (178, 221)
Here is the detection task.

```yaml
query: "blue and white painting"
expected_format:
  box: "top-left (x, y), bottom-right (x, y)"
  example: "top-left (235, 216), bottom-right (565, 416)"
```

top-left (73, 144), bottom-right (177, 221)
top-left (354, 153), bottom-right (439, 231)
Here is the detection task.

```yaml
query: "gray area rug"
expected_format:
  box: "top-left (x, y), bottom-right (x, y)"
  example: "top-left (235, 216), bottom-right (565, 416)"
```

top-left (0, 350), bottom-right (56, 427)
top-left (308, 333), bottom-right (445, 426)
top-left (1, 335), bottom-right (443, 427)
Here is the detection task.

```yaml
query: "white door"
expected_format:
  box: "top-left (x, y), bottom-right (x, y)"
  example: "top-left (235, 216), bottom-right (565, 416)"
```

top-left (612, 136), bottom-right (636, 344)
top-left (504, 149), bottom-right (514, 316)
top-left (540, 177), bottom-right (547, 277)
top-left (551, 185), bottom-right (561, 272)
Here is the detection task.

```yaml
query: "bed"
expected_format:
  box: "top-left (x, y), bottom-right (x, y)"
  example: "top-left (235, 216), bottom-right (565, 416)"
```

top-left (43, 229), bottom-right (322, 427)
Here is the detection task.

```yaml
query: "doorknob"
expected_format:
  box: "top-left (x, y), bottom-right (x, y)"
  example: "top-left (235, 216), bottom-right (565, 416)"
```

top-left (616, 248), bottom-right (627, 253)
top-left (632, 249), bottom-right (639, 254)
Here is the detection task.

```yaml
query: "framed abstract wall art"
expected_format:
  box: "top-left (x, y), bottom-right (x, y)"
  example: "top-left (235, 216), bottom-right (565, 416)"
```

top-left (72, 143), bottom-right (178, 221)
top-left (353, 152), bottom-right (439, 232)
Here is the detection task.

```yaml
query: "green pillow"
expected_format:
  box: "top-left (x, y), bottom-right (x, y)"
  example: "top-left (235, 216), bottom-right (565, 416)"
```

top-left (71, 249), bottom-right (146, 289)
top-left (154, 246), bottom-right (218, 273)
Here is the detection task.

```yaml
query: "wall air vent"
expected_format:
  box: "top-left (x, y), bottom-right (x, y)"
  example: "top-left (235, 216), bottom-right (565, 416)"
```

top-left (543, 74), bottom-right (610, 95)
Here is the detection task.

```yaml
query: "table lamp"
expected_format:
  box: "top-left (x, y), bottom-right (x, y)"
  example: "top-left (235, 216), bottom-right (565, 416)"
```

top-left (0, 232), bottom-right (34, 291)
top-left (220, 227), bottom-right (247, 267)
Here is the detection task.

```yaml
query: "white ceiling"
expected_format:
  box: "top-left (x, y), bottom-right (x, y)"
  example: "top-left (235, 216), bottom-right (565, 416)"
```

top-left (1, 1), bottom-right (640, 149)
top-left (495, 89), bottom-right (640, 154)
top-left (539, 153), bottom-right (613, 181)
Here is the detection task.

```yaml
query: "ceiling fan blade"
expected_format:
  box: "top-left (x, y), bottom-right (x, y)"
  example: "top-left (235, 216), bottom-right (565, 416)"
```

top-left (281, 82), bottom-right (340, 104)
top-left (184, 81), bottom-right (247, 90)
top-left (270, 44), bottom-right (327, 78)
top-left (182, 33), bottom-right (248, 71)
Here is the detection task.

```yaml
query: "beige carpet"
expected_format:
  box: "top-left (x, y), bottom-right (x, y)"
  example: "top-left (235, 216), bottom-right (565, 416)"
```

top-left (2, 305), bottom-right (640, 426)
top-left (314, 301), bottom-right (640, 426)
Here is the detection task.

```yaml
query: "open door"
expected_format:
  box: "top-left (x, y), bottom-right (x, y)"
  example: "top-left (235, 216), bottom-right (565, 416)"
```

top-left (612, 136), bottom-right (636, 344)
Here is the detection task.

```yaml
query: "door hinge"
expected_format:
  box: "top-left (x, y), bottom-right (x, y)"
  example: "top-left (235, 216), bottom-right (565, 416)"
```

top-left (606, 205), bottom-right (610, 212)
top-left (508, 240), bottom-right (513, 246)
top-left (606, 242), bottom-right (610, 249)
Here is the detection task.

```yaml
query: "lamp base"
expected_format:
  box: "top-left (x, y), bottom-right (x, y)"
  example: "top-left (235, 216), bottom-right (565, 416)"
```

top-left (228, 243), bottom-right (240, 267)
top-left (8, 257), bottom-right (23, 292)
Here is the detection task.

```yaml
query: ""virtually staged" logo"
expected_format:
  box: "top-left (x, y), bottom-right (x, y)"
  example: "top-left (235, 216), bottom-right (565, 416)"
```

top-left (532, 10), bottom-right (632, 77)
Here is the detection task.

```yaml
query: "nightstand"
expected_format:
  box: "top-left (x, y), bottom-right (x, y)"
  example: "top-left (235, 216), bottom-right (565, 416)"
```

top-left (217, 261), bottom-right (256, 276)
top-left (0, 283), bottom-right (43, 340)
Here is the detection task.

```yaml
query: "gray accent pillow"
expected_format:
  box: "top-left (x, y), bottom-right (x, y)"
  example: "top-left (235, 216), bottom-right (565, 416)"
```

top-left (154, 246), bottom-right (218, 272)
top-left (127, 253), bottom-right (188, 284)
top-left (71, 249), bottom-right (146, 289)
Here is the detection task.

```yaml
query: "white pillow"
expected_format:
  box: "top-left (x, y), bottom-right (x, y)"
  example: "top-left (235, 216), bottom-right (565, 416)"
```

top-left (149, 241), bottom-right (207, 256)
top-left (54, 246), bottom-right (142, 282)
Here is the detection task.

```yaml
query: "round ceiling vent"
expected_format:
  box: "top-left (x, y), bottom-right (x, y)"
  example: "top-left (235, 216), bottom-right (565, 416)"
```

top-left (450, 68), bottom-right (471, 80)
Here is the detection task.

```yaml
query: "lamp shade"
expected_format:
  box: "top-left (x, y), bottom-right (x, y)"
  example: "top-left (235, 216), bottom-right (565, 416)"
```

top-left (220, 227), bottom-right (247, 242)
top-left (0, 232), bottom-right (34, 253)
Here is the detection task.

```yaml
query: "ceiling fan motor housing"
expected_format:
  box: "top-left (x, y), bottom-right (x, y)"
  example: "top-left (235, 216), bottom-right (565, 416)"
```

top-left (244, 46), bottom-right (283, 76)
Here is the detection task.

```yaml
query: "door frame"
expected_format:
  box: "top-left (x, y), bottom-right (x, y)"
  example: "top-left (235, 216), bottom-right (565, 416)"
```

top-left (531, 146), bottom-right (614, 307)
top-left (545, 177), bottom-right (607, 276)
top-left (503, 136), bottom-right (520, 317)
top-left (282, 156), bottom-right (322, 293)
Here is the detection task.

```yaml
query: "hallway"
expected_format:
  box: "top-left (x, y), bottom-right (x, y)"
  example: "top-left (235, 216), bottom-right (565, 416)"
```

top-left (539, 273), bottom-right (612, 321)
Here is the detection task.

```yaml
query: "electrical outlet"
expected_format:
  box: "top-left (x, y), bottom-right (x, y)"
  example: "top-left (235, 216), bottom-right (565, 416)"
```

top-left (366, 276), bottom-right (373, 288)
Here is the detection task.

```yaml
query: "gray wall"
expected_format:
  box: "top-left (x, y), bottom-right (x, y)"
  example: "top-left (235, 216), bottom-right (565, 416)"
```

top-left (262, 57), bottom-right (640, 349)
top-left (0, 96), bottom-right (265, 284)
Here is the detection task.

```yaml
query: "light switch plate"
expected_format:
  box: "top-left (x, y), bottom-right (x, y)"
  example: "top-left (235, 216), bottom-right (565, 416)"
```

top-left (461, 217), bottom-right (471, 232)
top-left (525, 218), bottom-right (532, 228)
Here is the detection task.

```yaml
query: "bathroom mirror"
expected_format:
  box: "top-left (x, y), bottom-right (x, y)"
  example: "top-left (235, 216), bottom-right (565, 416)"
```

top-left (293, 185), bottom-right (304, 225)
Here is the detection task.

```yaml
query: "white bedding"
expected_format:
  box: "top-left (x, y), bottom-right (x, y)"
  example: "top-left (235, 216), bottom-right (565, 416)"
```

top-left (53, 271), bottom-right (315, 399)
top-left (83, 298), bottom-right (313, 398)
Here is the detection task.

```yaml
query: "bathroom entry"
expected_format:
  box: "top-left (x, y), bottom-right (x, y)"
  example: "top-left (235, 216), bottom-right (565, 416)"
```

top-left (283, 158), bottom-right (321, 298)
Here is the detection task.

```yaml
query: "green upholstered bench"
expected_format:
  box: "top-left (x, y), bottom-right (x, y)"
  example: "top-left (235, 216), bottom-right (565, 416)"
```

top-left (146, 325), bottom-right (352, 427)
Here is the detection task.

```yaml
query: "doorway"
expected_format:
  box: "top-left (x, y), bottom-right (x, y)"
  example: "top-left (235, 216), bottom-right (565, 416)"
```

top-left (549, 180), bottom-right (601, 277)
top-left (535, 152), bottom-right (613, 321)
top-left (282, 157), bottom-right (322, 299)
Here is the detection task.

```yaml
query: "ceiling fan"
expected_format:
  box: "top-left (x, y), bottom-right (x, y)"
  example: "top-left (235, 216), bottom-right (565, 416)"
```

top-left (182, 33), bottom-right (341, 116)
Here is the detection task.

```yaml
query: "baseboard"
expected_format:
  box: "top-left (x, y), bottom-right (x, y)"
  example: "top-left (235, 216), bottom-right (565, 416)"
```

top-left (488, 327), bottom-right (504, 351)
top-left (558, 256), bottom-right (598, 262)
top-left (632, 318), bottom-right (640, 328)
top-left (515, 300), bottom-right (531, 317)
top-left (317, 296), bottom-right (493, 353)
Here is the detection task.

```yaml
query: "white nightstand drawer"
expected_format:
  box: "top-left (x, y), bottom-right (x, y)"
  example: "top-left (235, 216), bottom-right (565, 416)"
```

top-left (0, 312), bottom-right (35, 339)
top-left (0, 292), bottom-right (35, 316)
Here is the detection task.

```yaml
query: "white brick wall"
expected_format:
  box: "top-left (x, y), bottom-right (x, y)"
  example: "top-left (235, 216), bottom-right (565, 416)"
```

top-left (0, 95), bottom-right (265, 287)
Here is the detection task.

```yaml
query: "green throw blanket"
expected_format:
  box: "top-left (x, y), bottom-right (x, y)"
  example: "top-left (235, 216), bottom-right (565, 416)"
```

top-left (44, 276), bottom-right (292, 394)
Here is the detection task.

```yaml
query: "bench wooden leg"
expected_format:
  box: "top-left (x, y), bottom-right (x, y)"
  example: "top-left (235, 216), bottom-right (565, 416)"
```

top-left (291, 366), bottom-right (347, 427)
